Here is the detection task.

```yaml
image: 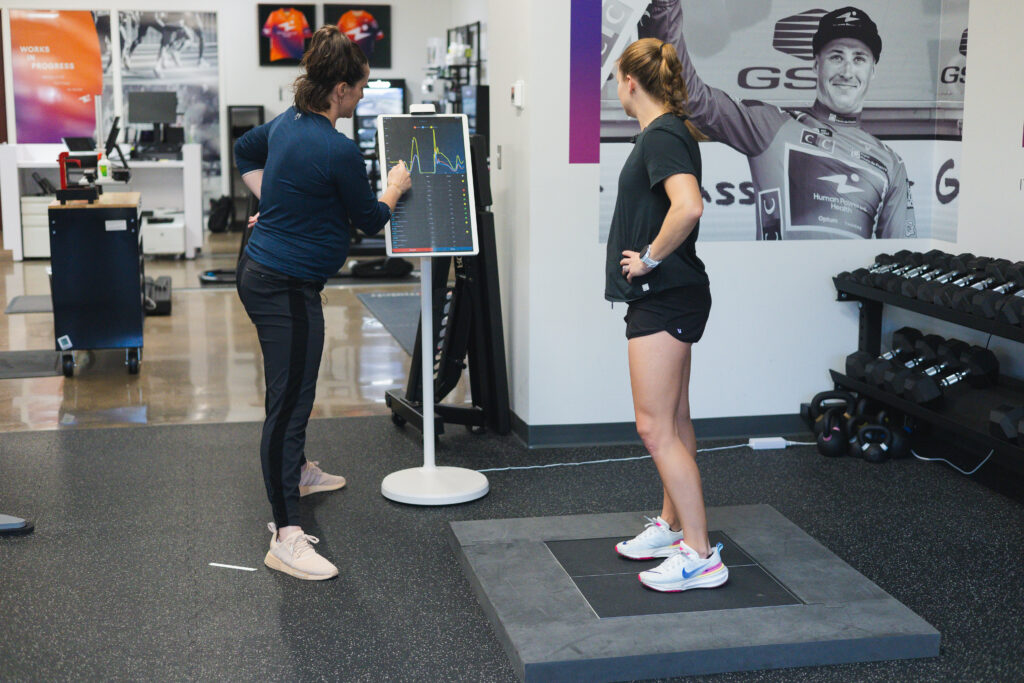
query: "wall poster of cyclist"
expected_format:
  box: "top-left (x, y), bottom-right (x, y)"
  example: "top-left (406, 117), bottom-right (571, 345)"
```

top-left (323, 5), bottom-right (392, 69)
top-left (581, 0), bottom-right (969, 243)
top-left (257, 4), bottom-right (315, 67)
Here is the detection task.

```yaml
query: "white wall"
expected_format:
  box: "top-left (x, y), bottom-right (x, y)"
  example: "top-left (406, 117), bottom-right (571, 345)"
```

top-left (957, 0), bottom-right (1024, 262)
top-left (487, 0), bottom-right (531, 422)
top-left (486, 0), bottom-right (907, 427)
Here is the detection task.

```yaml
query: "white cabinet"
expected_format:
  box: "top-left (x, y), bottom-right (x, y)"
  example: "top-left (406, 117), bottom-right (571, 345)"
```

top-left (141, 212), bottom-right (186, 255)
top-left (20, 195), bottom-right (53, 258)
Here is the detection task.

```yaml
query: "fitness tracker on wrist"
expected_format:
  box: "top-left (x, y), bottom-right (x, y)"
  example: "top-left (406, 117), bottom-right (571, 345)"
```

top-left (640, 245), bottom-right (661, 269)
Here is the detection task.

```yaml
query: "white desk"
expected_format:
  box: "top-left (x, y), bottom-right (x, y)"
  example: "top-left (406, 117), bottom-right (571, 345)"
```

top-left (0, 143), bottom-right (203, 260)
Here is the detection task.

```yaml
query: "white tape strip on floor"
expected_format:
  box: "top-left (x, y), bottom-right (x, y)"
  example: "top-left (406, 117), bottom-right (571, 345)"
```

top-left (209, 562), bottom-right (257, 572)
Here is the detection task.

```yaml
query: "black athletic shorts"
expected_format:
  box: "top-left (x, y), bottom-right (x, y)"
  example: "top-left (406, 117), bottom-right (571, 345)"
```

top-left (624, 284), bottom-right (712, 343)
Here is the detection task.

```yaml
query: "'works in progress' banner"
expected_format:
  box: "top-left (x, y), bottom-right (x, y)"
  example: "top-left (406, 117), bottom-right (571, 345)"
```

top-left (10, 9), bottom-right (102, 143)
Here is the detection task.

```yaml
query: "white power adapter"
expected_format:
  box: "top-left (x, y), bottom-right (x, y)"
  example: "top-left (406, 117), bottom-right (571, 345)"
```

top-left (748, 437), bottom-right (789, 450)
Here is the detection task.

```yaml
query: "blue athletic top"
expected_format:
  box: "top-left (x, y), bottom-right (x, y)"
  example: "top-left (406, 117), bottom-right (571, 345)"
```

top-left (234, 106), bottom-right (391, 282)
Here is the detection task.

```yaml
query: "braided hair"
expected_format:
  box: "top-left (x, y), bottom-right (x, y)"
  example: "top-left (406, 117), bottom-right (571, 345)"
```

top-left (618, 38), bottom-right (704, 139)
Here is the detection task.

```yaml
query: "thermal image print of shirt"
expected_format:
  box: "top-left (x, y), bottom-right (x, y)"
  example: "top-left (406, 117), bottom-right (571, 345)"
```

top-left (262, 8), bottom-right (312, 61)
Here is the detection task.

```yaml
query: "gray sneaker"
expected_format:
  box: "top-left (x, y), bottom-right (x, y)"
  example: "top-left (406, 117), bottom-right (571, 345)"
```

top-left (299, 461), bottom-right (347, 497)
top-left (263, 523), bottom-right (338, 580)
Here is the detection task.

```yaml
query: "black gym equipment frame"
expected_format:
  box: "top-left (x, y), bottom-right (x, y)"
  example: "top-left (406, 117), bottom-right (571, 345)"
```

top-left (386, 134), bottom-right (510, 436)
top-left (833, 276), bottom-right (1024, 475)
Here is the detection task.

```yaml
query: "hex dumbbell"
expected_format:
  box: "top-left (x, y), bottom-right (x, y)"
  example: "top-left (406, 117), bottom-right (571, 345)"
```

top-left (841, 251), bottom-right (917, 285)
top-left (874, 250), bottom-right (949, 293)
top-left (989, 404), bottom-right (1024, 443)
top-left (837, 253), bottom-right (901, 283)
top-left (900, 252), bottom-right (973, 298)
top-left (903, 346), bottom-right (999, 405)
top-left (997, 289), bottom-right (1024, 326)
top-left (893, 339), bottom-right (971, 397)
top-left (931, 259), bottom-right (1007, 308)
top-left (867, 252), bottom-right (926, 288)
top-left (969, 262), bottom-right (1024, 318)
top-left (876, 335), bottom-right (946, 393)
top-left (915, 256), bottom-right (993, 303)
top-left (845, 327), bottom-right (922, 381)
top-left (949, 260), bottom-right (1021, 312)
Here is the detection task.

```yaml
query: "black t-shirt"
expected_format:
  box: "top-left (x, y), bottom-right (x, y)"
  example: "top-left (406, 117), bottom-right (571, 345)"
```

top-left (605, 113), bottom-right (709, 303)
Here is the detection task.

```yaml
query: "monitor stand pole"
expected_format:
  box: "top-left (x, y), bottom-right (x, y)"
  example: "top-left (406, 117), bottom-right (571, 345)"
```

top-left (380, 256), bottom-right (489, 505)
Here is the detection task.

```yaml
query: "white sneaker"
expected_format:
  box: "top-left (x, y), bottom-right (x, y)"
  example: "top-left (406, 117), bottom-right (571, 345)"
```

top-left (638, 540), bottom-right (729, 592)
top-left (615, 516), bottom-right (684, 560)
top-left (299, 460), bottom-right (346, 497)
top-left (263, 523), bottom-right (338, 580)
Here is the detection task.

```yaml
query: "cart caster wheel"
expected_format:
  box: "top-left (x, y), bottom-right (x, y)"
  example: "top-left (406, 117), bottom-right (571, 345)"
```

top-left (127, 349), bottom-right (140, 375)
top-left (391, 413), bottom-right (406, 427)
top-left (61, 354), bottom-right (74, 378)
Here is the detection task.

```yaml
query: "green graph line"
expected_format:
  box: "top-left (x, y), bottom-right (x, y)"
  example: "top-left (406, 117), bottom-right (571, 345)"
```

top-left (403, 127), bottom-right (465, 174)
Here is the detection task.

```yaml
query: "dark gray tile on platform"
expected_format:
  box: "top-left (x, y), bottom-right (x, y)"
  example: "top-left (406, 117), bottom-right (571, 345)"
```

top-left (547, 532), bottom-right (799, 618)
top-left (546, 531), bottom-right (757, 577)
top-left (449, 506), bottom-right (940, 682)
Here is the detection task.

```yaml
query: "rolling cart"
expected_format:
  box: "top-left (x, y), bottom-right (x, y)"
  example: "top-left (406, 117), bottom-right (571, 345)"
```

top-left (48, 192), bottom-right (145, 376)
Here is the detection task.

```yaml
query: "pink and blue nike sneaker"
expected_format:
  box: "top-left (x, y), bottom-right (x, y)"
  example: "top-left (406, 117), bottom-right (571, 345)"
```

top-left (638, 540), bottom-right (729, 592)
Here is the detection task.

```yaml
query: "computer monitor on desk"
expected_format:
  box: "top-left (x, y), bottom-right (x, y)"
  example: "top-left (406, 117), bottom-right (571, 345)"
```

top-left (128, 91), bottom-right (177, 126)
top-left (128, 90), bottom-right (179, 152)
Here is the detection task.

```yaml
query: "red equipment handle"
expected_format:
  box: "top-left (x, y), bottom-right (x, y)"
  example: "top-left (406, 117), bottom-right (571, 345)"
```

top-left (57, 151), bottom-right (82, 190)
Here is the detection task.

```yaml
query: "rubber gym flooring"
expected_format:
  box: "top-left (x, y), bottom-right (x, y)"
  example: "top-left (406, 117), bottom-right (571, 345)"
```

top-left (1, 416), bottom-right (1022, 681)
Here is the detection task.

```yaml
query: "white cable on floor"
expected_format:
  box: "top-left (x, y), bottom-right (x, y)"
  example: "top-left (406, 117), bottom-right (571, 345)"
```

top-left (911, 448), bottom-right (994, 476)
top-left (477, 442), bottom-right (750, 473)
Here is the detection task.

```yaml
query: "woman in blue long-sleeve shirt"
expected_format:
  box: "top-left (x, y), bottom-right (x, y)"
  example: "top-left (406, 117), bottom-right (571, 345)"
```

top-left (234, 25), bottom-right (411, 580)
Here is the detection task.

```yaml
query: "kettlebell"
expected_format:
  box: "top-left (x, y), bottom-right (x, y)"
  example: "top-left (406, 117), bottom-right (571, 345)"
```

top-left (809, 391), bottom-right (855, 436)
top-left (845, 413), bottom-right (872, 458)
top-left (857, 423), bottom-right (893, 463)
top-left (855, 397), bottom-right (875, 418)
top-left (876, 411), bottom-right (911, 459)
top-left (816, 407), bottom-right (848, 457)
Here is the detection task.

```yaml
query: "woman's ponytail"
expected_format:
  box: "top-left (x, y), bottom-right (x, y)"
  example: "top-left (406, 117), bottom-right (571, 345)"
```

top-left (618, 38), bottom-right (704, 140)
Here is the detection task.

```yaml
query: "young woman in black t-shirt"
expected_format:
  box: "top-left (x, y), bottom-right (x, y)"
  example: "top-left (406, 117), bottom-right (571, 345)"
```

top-left (607, 38), bottom-right (728, 592)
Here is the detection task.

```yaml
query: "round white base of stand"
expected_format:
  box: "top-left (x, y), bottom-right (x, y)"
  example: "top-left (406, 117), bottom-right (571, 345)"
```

top-left (0, 513), bottom-right (33, 536)
top-left (381, 466), bottom-right (489, 506)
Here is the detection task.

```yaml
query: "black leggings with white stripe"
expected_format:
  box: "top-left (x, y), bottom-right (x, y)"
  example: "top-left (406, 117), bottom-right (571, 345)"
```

top-left (237, 253), bottom-right (324, 528)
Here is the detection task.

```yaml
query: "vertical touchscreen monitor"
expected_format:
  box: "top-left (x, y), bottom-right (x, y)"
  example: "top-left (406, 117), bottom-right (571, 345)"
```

top-left (377, 114), bottom-right (478, 256)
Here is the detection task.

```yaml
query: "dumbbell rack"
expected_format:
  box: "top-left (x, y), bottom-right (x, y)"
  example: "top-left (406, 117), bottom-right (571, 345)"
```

top-left (832, 276), bottom-right (1024, 474)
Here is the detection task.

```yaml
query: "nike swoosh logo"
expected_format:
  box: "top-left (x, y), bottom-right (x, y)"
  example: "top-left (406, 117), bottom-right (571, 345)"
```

top-left (682, 562), bottom-right (722, 579)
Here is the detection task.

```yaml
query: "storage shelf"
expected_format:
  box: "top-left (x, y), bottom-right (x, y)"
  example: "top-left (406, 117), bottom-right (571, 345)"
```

top-left (832, 273), bottom-right (1024, 478)
top-left (830, 371), bottom-right (1024, 472)
top-left (833, 277), bottom-right (1024, 343)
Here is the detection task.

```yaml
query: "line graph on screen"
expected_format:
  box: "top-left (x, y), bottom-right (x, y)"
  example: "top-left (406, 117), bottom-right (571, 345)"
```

top-left (398, 125), bottom-right (466, 174)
